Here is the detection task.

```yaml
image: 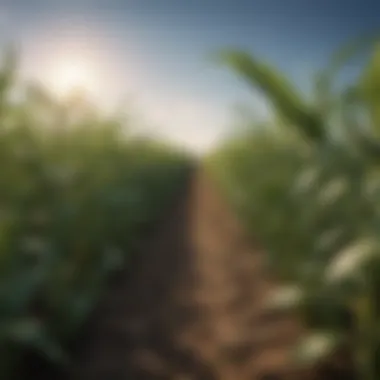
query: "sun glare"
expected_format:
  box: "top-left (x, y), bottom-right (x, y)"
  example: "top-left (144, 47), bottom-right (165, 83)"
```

top-left (48, 58), bottom-right (98, 98)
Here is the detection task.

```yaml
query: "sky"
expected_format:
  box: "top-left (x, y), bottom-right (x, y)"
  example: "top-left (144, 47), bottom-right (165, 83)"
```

top-left (0, 0), bottom-right (379, 153)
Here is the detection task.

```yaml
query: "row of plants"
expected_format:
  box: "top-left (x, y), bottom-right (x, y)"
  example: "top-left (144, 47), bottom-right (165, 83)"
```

top-left (0, 49), bottom-right (192, 378)
top-left (208, 33), bottom-right (380, 379)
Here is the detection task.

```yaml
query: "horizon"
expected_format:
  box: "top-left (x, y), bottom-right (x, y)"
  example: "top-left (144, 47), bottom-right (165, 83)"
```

top-left (1, 0), bottom-right (379, 153)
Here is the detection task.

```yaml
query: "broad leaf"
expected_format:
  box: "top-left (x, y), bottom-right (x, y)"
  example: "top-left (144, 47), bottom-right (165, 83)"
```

top-left (361, 44), bottom-right (380, 136)
top-left (264, 285), bottom-right (304, 312)
top-left (4, 318), bottom-right (68, 365)
top-left (325, 239), bottom-right (377, 283)
top-left (214, 50), bottom-right (324, 141)
top-left (316, 30), bottom-right (380, 106)
top-left (293, 331), bottom-right (342, 366)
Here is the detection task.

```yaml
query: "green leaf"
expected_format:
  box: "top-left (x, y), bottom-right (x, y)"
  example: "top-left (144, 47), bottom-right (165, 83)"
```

top-left (264, 285), bottom-right (304, 312)
top-left (4, 318), bottom-right (68, 365)
top-left (316, 30), bottom-right (380, 105)
top-left (0, 45), bottom-right (17, 113)
top-left (325, 238), bottom-right (377, 283)
top-left (293, 331), bottom-right (342, 366)
top-left (361, 44), bottom-right (380, 136)
top-left (213, 49), bottom-right (324, 141)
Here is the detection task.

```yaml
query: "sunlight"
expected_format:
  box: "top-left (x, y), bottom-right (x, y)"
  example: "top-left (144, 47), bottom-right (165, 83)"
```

top-left (47, 57), bottom-right (99, 98)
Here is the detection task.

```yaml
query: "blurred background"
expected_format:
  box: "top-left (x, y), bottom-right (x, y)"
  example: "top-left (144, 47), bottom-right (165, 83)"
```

top-left (2, 0), bottom-right (379, 153)
top-left (1, 1), bottom-right (380, 379)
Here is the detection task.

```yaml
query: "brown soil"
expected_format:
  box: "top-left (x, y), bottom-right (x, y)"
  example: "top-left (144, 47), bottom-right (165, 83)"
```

top-left (25, 169), bottom-right (353, 380)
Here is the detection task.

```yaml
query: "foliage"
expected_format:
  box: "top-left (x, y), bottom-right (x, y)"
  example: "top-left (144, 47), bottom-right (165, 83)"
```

top-left (0, 51), bottom-right (191, 378)
top-left (209, 34), bottom-right (380, 379)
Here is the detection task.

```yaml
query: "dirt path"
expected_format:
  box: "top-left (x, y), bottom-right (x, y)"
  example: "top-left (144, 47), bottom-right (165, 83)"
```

top-left (68, 169), bottom-right (305, 380)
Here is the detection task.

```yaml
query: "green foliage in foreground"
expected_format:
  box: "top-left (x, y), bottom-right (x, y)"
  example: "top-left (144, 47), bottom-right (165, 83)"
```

top-left (0, 50), bottom-right (191, 378)
top-left (209, 34), bottom-right (380, 379)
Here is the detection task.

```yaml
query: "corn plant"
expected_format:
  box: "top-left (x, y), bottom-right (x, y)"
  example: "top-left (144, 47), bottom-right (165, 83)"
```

top-left (0, 49), bottom-right (191, 378)
top-left (209, 33), bottom-right (380, 379)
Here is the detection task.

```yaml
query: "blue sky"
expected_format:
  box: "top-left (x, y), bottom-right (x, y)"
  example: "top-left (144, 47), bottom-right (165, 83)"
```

top-left (0, 0), bottom-right (379, 152)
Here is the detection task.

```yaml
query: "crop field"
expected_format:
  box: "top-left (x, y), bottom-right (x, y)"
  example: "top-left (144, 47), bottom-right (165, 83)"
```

top-left (0, 51), bottom-right (192, 379)
top-left (207, 35), bottom-right (380, 379)
top-left (2, 30), bottom-right (380, 380)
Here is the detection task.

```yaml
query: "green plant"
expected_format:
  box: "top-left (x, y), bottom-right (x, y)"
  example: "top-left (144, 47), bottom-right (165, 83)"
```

top-left (209, 33), bottom-right (380, 379)
top-left (0, 49), bottom-right (191, 378)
